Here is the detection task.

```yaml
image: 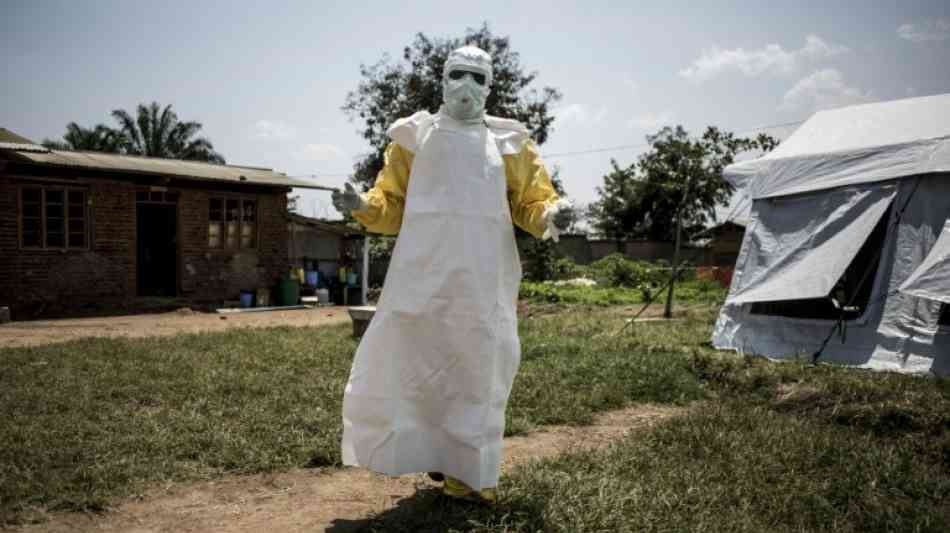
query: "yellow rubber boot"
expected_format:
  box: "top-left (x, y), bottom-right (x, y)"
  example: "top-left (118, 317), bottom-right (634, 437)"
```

top-left (443, 476), bottom-right (497, 504)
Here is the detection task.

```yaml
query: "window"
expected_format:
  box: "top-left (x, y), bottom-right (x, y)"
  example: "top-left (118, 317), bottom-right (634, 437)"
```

top-left (225, 198), bottom-right (240, 248)
top-left (751, 204), bottom-right (892, 320)
top-left (209, 198), bottom-right (224, 248)
top-left (20, 186), bottom-right (89, 249)
top-left (940, 304), bottom-right (950, 328)
top-left (241, 199), bottom-right (257, 249)
top-left (208, 197), bottom-right (257, 249)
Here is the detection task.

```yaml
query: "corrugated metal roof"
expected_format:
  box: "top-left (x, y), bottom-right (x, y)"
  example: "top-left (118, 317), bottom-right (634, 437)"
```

top-left (0, 127), bottom-right (38, 144)
top-left (0, 141), bottom-right (49, 153)
top-left (2, 144), bottom-right (331, 190)
top-left (0, 128), bottom-right (50, 153)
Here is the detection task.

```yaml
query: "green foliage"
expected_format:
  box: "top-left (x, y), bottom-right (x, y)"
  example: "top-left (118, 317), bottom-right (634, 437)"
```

top-left (587, 253), bottom-right (665, 287)
top-left (551, 257), bottom-right (583, 280)
top-left (367, 235), bottom-right (397, 262)
top-left (588, 125), bottom-right (778, 241)
top-left (42, 102), bottom-right (225, 163)
top-left (521, 238), bottom-right (559, 282)
top-left (519, 279), bottom-right (726, 306)
top-left (520, 283), bottom-right (640, 305)
top-left (111, 102), bottom-right (225, 163)
top-left (342, 23), bottom-right (562, 189)
top-left (41, 123), bottom-right (124, 153)
top-left (517, 255), bottom-right (725, 304)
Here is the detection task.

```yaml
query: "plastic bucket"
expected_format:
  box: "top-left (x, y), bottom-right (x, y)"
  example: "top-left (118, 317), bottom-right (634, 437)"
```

top-left (305, 270), bottom-right (319, 286)
top-left (316, 288), bottom-right (330, 305)
top-left (278, 279), bottom-right (301, 306)
top-left (239, 290), bottom-right (254, 308)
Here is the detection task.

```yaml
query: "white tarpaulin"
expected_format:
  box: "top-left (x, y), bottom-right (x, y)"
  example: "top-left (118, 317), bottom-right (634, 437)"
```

top-left (725, 94), bottom-right (950, 199)
top-left (727, 184), bottom-right (896, 305)
top-left (899, 219), bottom-right (950, 304)
top-left (715, 94), bottom-right (950, 375)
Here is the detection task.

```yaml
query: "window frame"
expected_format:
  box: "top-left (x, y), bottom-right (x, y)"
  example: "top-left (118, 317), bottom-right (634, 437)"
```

top-left (18, 184), bottom-right (91, 251)
top-left (207, 195), bottom-right (258, 251)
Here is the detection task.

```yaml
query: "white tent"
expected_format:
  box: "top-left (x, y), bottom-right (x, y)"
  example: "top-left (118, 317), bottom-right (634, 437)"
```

top-left (713, 94), bottom-right (950, 375)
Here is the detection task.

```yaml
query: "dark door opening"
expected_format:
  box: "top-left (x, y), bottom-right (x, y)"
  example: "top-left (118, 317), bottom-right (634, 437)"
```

top-left (136, 196), bottom-right (178, 297)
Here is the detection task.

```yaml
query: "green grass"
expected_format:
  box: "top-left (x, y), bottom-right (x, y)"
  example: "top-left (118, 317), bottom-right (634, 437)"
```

top-left (364, 401), bottom-right (949, 533)
top-left (355, 350), bottom-right (950, 533)
top-left (4, 306), bottom-right (950, 531)
top-left (0, 307), bottom-right (709, 524)
top-left (0, 326), bottom-right (356, 522)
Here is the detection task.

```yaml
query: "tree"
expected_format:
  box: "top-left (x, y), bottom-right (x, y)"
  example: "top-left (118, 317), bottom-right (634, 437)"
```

top-left (589, 126), bottom-right (778, 242)
top-left (42, 122), bottom-right (124, 153)
top-left (586, 160), bottom-right (642, 240)
top-left (342, 23), bottom-right (562, 189)
top-left (111, 102), bottom-right (225, 163)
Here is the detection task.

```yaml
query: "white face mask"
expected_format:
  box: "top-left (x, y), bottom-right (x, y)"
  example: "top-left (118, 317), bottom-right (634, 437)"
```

top-left (442, 70), bottom-right (490, 121)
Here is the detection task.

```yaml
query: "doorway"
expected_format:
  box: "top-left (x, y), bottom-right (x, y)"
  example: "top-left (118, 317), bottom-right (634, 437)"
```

top-left (136, 190), bottom-right (179, 297)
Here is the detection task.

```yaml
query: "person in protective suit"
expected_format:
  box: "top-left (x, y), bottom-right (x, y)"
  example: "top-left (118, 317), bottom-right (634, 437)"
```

top-left (334, 45), bottom-right (572, 503)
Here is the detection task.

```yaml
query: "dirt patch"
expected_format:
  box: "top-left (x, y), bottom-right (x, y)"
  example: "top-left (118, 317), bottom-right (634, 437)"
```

top-left (0, 307), bottom-right (352, 349)
top-left (13, 404), bottom-right (684, 533)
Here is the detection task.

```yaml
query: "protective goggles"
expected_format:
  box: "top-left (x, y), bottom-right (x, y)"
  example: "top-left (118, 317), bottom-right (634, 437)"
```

top-left (447, 69), bottom-right (487, 86)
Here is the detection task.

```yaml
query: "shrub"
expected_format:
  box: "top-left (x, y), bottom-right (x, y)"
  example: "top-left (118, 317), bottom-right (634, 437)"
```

top-left (588, 254), bottom-right (665, 288)
top-left (552, 257), bottom-right (586, 280)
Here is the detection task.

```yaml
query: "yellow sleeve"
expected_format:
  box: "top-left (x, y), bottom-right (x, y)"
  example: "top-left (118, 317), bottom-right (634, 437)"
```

top-left (352, 142), bottom-right (414, 235)
top-left (504, 140), bottom-right (560, 238)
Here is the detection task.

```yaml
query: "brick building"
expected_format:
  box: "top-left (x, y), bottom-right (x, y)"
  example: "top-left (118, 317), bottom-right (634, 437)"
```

top-left (0, 128), bottom-right (324, 319)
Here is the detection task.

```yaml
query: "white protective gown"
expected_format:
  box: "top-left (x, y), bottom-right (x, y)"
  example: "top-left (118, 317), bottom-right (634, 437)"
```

top-left (341, 111), bottom-right (524, 490)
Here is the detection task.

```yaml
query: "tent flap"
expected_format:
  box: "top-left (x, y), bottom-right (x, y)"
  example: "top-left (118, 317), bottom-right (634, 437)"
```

top-left (727, 184), bottom-right (897, 305)
top-left (899, 219), bottom-right (950, 304)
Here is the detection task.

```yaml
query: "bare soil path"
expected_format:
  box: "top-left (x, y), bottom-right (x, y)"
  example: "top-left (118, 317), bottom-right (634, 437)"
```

top-left (13, 405), bottom-right (683, 533)
top-left (0, 307), bottom-right (351, 348)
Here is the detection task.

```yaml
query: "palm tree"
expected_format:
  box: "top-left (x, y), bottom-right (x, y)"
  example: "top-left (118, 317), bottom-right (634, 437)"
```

top-left (111, 102), bottom-right (225, 164)
top-left (42, 122), bottom-right (124, 153)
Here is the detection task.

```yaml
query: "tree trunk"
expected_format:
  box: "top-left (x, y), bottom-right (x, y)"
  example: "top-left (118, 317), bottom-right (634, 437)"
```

top-left (664, 213), bottom-right (683, 319)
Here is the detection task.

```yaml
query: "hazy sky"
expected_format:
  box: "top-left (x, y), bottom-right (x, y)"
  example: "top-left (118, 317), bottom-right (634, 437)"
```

top-left (3, 1), bottom-right (948, 219)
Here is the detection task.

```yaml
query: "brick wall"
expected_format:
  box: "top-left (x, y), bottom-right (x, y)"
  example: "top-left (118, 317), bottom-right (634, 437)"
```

top-left (0, 174), bottom-right (136, 318)
top-left (0, 171), bottom-right (290, 319)
top-left (178, 189), bottom-right (289, 300)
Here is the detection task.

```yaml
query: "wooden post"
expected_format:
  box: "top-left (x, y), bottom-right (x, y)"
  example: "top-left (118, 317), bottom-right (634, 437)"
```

top-left (665, 174), bottom-right (693, 320)
top-left (664, 214), bottom-right (682, 319)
